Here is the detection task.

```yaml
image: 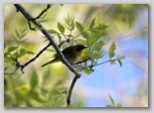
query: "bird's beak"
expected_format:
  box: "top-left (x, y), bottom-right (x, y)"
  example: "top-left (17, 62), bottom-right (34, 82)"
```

top-left (84, 46), bottom-right (88, 49)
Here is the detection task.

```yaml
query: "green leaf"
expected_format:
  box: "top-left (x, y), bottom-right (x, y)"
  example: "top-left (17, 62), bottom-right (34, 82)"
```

top-left (8, 46), bottom-right (17, 52)
top-left (48, 89), bottom-right (64, 106)
top-left (54, 96), bottom-right (65, 107)
top-left (4, 53), bottom-right (16, 64)
top-left (91, 36), bottom-right (98, 44)
top-left (106, 104), bottom-right (114, 108)
top-left (109, 94), bottom-right (115, 106)
top-left (22, 27), bottom-right (28, 34)
top-left (12, 34), bottom-right (18, 43)
top-left (76, 68), bottom-right (83, 72)
top-left (26, 51), bottom-right (35, 55)
top-left (117, 56), bottom-right (125, 67)
top-left (96, 23), bottom-right (108, 30)
top-left (20, 39), bottom-right (27, 43)
top-left (57, 34), bottom-right (62, 42)
top-left (84, 68), bottom-right (93, 74)
top-left (30, 69), bottom-right (38, 89)
top-left (67, 34), bottom-right (73, 38)
top-left (27, 90), bottom-right (44, 103)
top-left (20, 48), bottom-right (26, 53)
top-left (76, 39), bottom-right (87, 45)
top-left (48, 29), bottom-right (58, 34)
top-left (98, 40), bottom-right (105, 47)
top-left (117, 59), bottom-right (122, 66)
top-left (84, 61), bottom-right (87, 67)
top-left (39, 19), bottom-right (49, 23)
top-left (89, 18), bottom-right (95, 28)
top-left (42, 68), bottom-right (51, 84)
top-left (91, 52), bottom-right (103, 59)
top-left (12, 52), bottom-right (17, 60)
top-left (4, 56), bottom-right (12, 63)
top-left (90, 58), bottom-right (95, 63)
top-left (46, 48), bottom-right (55, 52)
top-left (87, 39), bottom-right (91, 47)
top-left (109, 42), bottom-right (116, 59)
top-left (75, 21), bottom-right (84, 32)
top-left (81, 31), bottom-right (89, 39)
top-left (89, 28), bottom-right (99, 32)
top-left (41, 88), bottom-right (49, 96)
top-left (20, 28), bottom-right (28, 38)
top-left (15, 29), bottom-right (20, 38)
top-left (40, 13), bottom-right (47, 19)
top-left (61, 44), bottom-right (67, 50)
top-left (94, 41), bottom-right (105, 50)
top-left (4, 59), bottom-right (10, 63)
top-left (57, 22), bottom-right (65, 33)
top-left (70, 21), bottom-right (75, 31)
top-left (4, 52), bottom-right (8, 58)
top-left (117, 56), bottom-right (125, 60)
top-left (116, 103), bottom-right (122, 107)
top-left (19, 48), bottom-right (26, 57)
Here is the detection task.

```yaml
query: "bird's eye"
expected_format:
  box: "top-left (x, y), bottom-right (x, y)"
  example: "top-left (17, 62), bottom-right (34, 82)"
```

top-left (76, 47), bottom-right (81, 52)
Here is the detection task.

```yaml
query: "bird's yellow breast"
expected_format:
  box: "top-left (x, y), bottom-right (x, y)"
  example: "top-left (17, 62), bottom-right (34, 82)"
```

top-left (77, 49), bottom-right (85, 58)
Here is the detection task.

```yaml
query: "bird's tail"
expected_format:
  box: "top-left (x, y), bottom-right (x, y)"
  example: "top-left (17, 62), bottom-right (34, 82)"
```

top-left (41, 59), bottom-right (56, 67)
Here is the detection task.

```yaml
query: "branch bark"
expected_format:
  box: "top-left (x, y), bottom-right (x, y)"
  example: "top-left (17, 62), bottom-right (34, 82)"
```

top-left (14, 4), bottom-right (81, 106)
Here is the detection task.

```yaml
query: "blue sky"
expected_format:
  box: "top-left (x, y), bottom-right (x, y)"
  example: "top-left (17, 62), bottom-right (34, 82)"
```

top-left (76, 36), bottom-right (148, 107)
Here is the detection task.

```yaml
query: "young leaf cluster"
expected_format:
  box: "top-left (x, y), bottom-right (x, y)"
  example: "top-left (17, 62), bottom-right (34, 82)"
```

top-left (108, 42), bottom-right (125, 66)
top-left (5, 67), bottom-right (68, 107)
top-left (4, 28), bottom-right (34, 67)
top-left (106, 94), bottom-right (122, 107)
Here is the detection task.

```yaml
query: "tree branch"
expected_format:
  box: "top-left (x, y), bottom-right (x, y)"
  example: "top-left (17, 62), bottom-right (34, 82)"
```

top-left (20, 43), bottom-right (51, 73)
top-left (14, 4), bottom-right (81, 106)
top-left (67, 75), bottom-right (80, 107)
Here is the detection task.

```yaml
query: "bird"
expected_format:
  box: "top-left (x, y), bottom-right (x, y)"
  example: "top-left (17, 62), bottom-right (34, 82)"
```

top-left (41, 44), bottom-right (87, 67)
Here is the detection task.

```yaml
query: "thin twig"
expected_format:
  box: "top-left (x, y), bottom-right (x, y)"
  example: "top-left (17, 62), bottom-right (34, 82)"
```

top-left (32, 4), bottom-right (52, 20)
top-left (14, 4), bottom-right (81, 106)
top-left (58, 38), bottom-right (70, 48)
top-left (20, 43), bottom-right (51, 73)
top-left (72, 29), bottom-right (89, 40)
top-left (92, 59), bottom-right (116, 67)
top-left (76, 57), bottom-right (120, 69)
top-left (28, 20), bottom-right (35, 30)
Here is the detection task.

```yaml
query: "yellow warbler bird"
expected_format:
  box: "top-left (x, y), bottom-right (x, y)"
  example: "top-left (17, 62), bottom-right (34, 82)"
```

top-left (41, 44), bottom-right (87, 67)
